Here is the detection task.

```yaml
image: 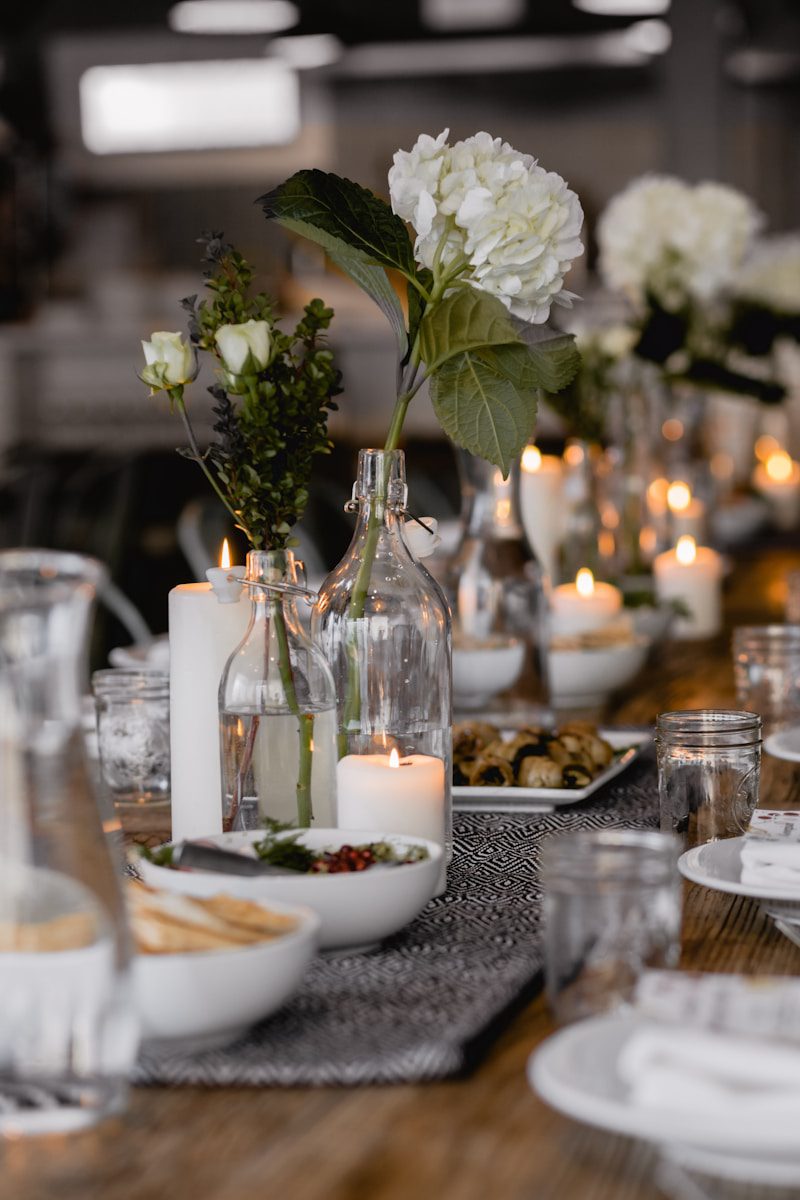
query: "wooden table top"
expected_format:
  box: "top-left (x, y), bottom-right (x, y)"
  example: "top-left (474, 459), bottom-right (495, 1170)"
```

top-left (8, 543), bottom-right (800, 1200)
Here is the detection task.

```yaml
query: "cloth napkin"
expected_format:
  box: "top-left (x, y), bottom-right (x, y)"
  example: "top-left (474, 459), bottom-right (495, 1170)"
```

top-left (740, 810), bottom-right (800, 890)
top-left (618, 1023), bottom-right (800, 1123)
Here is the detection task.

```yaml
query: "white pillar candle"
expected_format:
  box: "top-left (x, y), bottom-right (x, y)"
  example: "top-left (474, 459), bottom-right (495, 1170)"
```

top-left (519, 446), bottom-right (564, 583)
top-left (654, 535), bottom-right (722, 639)
top-left (550, 568), bottom-right (622, 637)
top-left (667, 481), bottom-right (707, 544)
top-left (168, 583), bottom-right (250, 840)
top-left (336, 751), bottom-right (446, 848)
top-left (753, 453), bottom-right (800, 530)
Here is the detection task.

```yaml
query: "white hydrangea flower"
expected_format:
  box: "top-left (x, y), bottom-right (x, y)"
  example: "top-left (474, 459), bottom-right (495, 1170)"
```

top-left (388, 130), bottom-right (584, 325)
top-left (140, 331), bottom-right (196, 390)
top-left (597, 174), bottom-right (763, 311)
top-left (734, 235), bottom-right (800, 313)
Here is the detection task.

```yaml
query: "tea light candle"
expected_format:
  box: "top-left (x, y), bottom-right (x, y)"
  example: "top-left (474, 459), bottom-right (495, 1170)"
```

top-left (753, 451), bottom-right (800, 530)
top-left (519, 445), bottom-right (563, 582)
top-left (551, 568), bottom-right (622, 637)
top-left (336, 749), bottom-right (446, 849)
top-left (654, 535), bottom-right (722, 639)
top-left (205, 538), bottom-right (246, 603)
top-left (169, 544), bottom-right (250, 840)
top-left (667, 480), bottom-right (707, 543)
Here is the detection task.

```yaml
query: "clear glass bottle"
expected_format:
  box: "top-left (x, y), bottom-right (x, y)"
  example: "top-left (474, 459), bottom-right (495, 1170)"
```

top-left (444, 449), bottom-right (547, 712)
top-left (219, 548), bottom-right (338, 832)
top-left (312, 449), bottom-right (452, 865)
top-left (0, 549), bottom-right (139, 1135)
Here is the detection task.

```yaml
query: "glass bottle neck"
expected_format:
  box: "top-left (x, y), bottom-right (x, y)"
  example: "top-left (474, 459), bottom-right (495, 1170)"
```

top-left (244, 548), bottom-right (305, 628)
top-left (458, 451), bottom-right (523, 539)
top-left (350, 448), bottom-right (407, 528)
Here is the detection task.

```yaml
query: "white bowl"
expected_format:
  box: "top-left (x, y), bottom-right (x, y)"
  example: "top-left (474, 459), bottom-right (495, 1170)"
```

top-left (139, 829), bottom-right (443, 952)
top-left (548, 639), bottom-right (649, 707)
top-left (133, 897), bottom-right (318, 1053)
top-left (453, 638), bottom-right (525, 709)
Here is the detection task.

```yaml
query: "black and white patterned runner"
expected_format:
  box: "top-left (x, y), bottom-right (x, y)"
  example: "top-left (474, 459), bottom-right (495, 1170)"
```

top-left (134, 754), bottom-right (658, 1088)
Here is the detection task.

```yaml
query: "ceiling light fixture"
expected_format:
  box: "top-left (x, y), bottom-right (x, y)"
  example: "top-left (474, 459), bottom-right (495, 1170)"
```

top-left (169, 0), bottom-right (299, 35)
top-left (573, 0), bottom-right (670, 14)
top-left (268, 34), bottom-right (343, 69)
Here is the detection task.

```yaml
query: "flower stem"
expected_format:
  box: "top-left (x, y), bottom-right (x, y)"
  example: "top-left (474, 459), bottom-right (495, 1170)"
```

top-left (173, 392), bottom-right (256, 546)
top-left (272, 596), bottom-right (313, 827)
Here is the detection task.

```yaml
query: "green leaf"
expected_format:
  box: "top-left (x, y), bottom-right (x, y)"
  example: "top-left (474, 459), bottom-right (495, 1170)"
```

top-left (429, 351), bottom-right (538, 475)
top-left (259, 178), bottom-right (409, 355)
top-left (259, 171), bottom-right (416, 278)
top-left (419, 289), bottom-right (521, 373)
top-left (477, 328), bottom-right (581, 395)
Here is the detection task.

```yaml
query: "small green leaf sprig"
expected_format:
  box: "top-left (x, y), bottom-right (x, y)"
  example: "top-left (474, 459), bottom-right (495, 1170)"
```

top-left (142, 233), bottom-right (342, 550)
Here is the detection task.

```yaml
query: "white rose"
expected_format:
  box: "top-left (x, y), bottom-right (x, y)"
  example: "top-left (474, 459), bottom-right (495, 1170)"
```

top-left (140, 331), bottom-right (195, 389)
top-left (215, 319), bottom-right (272, 375)
top-left (389, 130), bottom-right (584, 325)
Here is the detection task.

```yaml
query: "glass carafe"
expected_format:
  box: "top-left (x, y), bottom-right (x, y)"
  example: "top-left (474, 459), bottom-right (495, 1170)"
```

top-left (444, 449), bottom-right (547, 714)
top-left (311, 449), bottom-right (452, 869)
top-left (0, 549), bottom-right (139, 1136)
top-left (219, 548), bottom-right (338, 832)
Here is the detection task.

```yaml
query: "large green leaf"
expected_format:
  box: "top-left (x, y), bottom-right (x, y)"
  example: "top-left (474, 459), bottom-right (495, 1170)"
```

top-left (477, 328), bottom-right (581, 395)
top-left (419, 289), bottom-right (521, 373)
top-left (259, 171), bottom-right (416, 278)
top-left (429, 351), bottom-right (538, 475)
top-left (263, 211), bottom-right (408, 357)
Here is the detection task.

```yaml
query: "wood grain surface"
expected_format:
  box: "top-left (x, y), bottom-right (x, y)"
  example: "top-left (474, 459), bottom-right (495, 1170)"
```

top-left (6, 545), bottom-right (800, 1200)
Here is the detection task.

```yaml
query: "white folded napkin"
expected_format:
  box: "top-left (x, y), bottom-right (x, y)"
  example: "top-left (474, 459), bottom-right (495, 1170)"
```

top-left (740, 810), bottom-right (800, 890)
top-left (618, 1023), bottom-right (800, 1122)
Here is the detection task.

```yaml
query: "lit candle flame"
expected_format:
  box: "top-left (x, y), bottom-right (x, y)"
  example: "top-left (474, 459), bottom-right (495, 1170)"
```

top-left (755, 434), bottom-right (781, 464)
top-left (220, 538), bottom-right (231, 570)
top-left (676, 535), bottom-right (697, 565)
top-left (564, 443), bottom-right (585, 467)
top-left (521, 445), bottom-right (542, 473)
top-left (389, 747), bottom-right (400, 769)
top-left (647, 477), bottom-right (670, 515)
top-left (766, 451), bottom-right (794, 483)
top-left (575, 568), bottom-right (595, 597)
top-left (667, 481), bottom-right (692, 513)
top-left (661, 418), bottom-right (684, 442)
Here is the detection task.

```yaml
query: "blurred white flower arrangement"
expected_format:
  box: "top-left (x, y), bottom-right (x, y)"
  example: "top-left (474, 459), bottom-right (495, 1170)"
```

top-left (734, 234), bottom-right (800, 315)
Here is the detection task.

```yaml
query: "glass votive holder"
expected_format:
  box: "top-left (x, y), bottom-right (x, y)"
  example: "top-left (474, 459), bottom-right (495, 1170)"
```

top-left (657, 709), bottom-right (761, 847)
top-left (541, 829), bottom-right (682, 1026)
top-left (733, 625), bottom-right (800, 732)
top-left (92, 669), bottom-right (170, 809)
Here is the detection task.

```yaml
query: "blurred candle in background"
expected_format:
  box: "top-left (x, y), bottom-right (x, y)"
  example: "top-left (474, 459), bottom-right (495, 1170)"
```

top-left (519, 444), bottom-right (563, 584)
top-left (667, 480), bottom-right (707, 544)
top-left (753, 450), bottom-right (800, 530)
top-left (654, 535), bottom-right (722, 639)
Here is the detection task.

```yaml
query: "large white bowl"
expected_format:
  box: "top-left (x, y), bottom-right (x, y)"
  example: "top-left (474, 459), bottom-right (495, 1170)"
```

top-left (139, 829), bottom-right (443, 952)
top-left (548, 638), bottom-right (649, 707)
top-left (133, 897), bottom-right (319, 1053)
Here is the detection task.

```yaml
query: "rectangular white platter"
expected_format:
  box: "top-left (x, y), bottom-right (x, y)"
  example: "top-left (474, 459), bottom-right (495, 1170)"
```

top-left (453, 729), bottom-right (651, 814)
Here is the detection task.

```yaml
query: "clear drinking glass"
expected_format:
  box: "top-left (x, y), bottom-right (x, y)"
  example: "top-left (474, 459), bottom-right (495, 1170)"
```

top-left (0, 550), bottom-right (139, 1135)
top-left (92, 669), bottom-right (170, 809)
top-left (219, 548), bottom-right (338, 832)
top-left (732, 625), bottom-right (800, 732)
top-left (312, 449), bottom-right (452, 870)
top-left (542, 830), bottom-right (682, 1025)
top-left (657, 710), bottom-right (762, 847)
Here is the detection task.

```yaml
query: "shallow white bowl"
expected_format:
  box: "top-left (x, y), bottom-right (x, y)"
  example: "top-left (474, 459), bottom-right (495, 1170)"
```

top-left (133, 897), bottom-right (318, 1053)
top-left (139, 829), bottom-right (443, 952)
top-left (548, 639), bottom-right (649, 706)
top-left (453, 638), bottom-right (525, 709)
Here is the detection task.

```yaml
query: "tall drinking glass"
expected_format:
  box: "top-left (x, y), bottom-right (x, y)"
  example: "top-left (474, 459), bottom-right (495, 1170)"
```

top-left (733, 625), bottom-right (800, 732)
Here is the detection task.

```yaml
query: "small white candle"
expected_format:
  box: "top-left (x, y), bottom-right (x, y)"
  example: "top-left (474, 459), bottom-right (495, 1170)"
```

top-left (169, 576), bottom-right (250, 840)
top-left (667, 480), bottom-right (707, 544)
top-left (336, 749), bottom-right (446, 849)
top-left (519, 446), bottom-right (564, 583)
top-left (551, 568), bottom-right (622, 637)
top-left (754, 452), bottom-right (800, 530)
top-left (654, 535), bottom-right (722, 639)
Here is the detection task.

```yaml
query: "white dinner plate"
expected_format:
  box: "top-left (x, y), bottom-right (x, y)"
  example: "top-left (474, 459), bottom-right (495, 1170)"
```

top-left (764, 725), bottom-right (800, 762)
top-left (453, 729), bottom-right (649, 813)
top-left (529, 1012), bottom-right (800, 1171)
top-left (678, 836), bottom-right (800, 902)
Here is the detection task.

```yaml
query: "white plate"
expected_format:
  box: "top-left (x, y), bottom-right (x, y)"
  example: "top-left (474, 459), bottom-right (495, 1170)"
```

top-left (453, 729), bottom-right (649, 813)
top-left (679, 836), bottom-right (800, 902)
top-left (765, 725), bottom-right (800, 762)
top-left (529, 1012), bottom-right (800, 1170)
top-left (139, 828), bottom-right (442, 952)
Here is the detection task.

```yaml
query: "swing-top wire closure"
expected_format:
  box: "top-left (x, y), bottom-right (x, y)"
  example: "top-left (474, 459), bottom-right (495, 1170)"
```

top-left (241, 578), bottom-right (318, 606)
top-left (342, 499), bottom-right (436, 538)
